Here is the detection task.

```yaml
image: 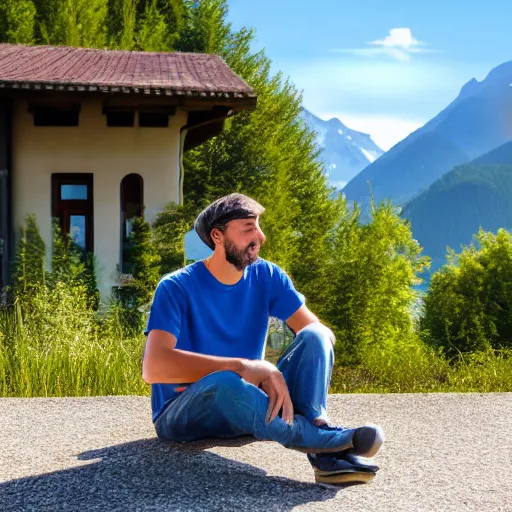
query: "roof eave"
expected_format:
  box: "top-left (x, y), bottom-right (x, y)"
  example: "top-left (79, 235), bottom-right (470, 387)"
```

top-left (0, 80), bottom-right (256, 100)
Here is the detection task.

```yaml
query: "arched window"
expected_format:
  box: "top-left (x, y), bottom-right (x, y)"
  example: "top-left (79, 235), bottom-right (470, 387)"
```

top-left (120, 174), bottom-right (143, 274)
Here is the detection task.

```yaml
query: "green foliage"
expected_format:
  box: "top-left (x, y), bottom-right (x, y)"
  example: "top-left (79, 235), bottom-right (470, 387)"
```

top-left (136, 0), bottom-right (169, 51)
top-left (0, 285), bottom-right (147, 397)
top-left (107, 0), bottom-right (184, 50)
top-left (13, 214), bottom-right (46, 298)
top-left (0, 0), bottom-right (36, 44)
top-left (32, 0), bottom-right (108, 47)
top-left (125, 215), bottom-right (161, 305)
top-left (422, 228), bottom-right (512, 356)
top-left (330, 336), bottom-right (512, 393)
top-left (49, 220), bottom-right (100, 310)
top-left (177, 0), bottom-right (230, 54)
top-left (152, 201), bottom-right (196, 273)
top-left (1, 218), bottom-right (143, 398)
top-left (116, 215), bottom-right (160, 332)
top-left (107, 0), bottom-right (136, 49)
top-left (174, 0), bottom-right (340, 283)
top-left (320, 199), bottom-right (430, 364)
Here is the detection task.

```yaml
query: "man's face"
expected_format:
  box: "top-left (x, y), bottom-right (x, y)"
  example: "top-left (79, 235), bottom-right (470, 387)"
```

top-left (221, 217), bottom-right (266, 271)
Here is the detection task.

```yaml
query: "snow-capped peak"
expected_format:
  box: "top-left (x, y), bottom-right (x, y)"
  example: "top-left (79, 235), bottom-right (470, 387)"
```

top-left (299, 109), bottom-right (385, 189)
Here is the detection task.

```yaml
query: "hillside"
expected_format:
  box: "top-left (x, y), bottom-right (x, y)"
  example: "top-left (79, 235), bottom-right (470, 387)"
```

top-left (404, 163), bottom-right (512, 267)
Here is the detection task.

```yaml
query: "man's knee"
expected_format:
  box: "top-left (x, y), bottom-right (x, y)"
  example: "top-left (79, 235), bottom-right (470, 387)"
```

top-left (203, 370), bottom-right (246, 396)
top-left (298, 323), bottom-right (336, 347)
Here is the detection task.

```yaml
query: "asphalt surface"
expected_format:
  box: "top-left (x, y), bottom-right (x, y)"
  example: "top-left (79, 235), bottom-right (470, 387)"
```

top-left (1, 393), bottom-right (511, 512)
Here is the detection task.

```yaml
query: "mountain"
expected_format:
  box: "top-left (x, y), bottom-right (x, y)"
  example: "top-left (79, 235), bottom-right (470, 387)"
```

top-left (403, 154), bottom-right (512, 272)
top-left (343, 60), bottom-right (512, 208)
top-left (300, 109), bottom-right (384, 189)
top-left (471, 140), bottom-right (512, 166)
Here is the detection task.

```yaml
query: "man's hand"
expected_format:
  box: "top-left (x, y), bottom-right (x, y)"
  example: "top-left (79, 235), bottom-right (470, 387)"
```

top-left (239, 360), bottom-right (294, 426)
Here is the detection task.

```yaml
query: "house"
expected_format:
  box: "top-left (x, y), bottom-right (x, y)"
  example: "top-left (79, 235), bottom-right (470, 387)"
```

top-left (0, 44), bottom-right (256, 299)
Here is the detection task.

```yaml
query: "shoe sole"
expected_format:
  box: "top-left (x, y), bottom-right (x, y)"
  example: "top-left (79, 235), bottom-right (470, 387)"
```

top-left (313, 470), bottom-right (376, 485)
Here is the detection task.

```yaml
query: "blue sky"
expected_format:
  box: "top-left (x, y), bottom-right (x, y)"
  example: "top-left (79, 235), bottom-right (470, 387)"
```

top-left (227, 0), bottom-right (512, 150)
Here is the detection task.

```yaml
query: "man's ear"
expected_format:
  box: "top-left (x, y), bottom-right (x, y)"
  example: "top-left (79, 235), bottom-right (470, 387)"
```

top-left (210, 228), bottom-right (222, 244)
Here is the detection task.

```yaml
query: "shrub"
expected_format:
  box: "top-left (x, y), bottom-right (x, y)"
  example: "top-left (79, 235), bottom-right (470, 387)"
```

top-left (421, 228), bottom-right (512, 357)
top-left (114, 214), bottom-right (161, 334)
top-left (321, 199), bottom-right (430, 366)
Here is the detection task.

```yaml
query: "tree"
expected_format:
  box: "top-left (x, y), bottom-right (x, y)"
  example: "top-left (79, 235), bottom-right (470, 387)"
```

top-left (50, 219), bottom-right (100, 309)
top-left (422, 228), bottom-right (512, 357)
top-left (175, 0), bottom-right (340, 286)
top-left (0, 0), bottom-right (36, 44)
top-left (152, 202), bottom-right (196, 272)
top-left (30, 0), bottom-right (108, 47)
top-left (321, 199), bottom-right (429, 364)
top-left (116, 214), bottom-right (161, 331)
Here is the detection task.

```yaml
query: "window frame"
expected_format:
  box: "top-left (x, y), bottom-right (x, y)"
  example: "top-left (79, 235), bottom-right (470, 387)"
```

top-left (51, 173), bottom-right (94, 252)
top-left (120, 173), bottom-right (144, 274)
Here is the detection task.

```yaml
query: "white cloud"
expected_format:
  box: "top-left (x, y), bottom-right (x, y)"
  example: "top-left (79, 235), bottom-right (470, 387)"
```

top-left (369, 28), bottom-right (423, 50)
top-left (333, 28), bottom-right (437, 62)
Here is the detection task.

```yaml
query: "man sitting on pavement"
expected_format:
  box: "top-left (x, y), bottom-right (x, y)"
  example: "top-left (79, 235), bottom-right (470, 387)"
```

top-left (143, 193), bottom-right (384, 484)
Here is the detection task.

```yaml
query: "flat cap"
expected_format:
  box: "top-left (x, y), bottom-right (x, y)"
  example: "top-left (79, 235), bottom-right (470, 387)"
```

top-left (194, 193), bottom-right (265, 249)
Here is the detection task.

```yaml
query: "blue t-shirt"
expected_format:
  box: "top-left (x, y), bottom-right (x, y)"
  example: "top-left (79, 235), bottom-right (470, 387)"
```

top-left (144, 258), bottom-right (304, 421)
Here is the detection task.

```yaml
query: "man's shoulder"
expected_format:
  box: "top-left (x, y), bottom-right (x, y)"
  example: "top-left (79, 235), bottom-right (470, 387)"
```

top-left (249, 259), bottom-right (291, 285)
top-left (158, 261), bottom-right (202, 289)
top-left (252, 258), bottom-right (287, 276)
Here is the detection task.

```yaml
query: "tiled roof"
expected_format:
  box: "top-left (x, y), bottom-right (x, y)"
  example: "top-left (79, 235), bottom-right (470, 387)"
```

top-left (0, 44), bottom-right (255, 98)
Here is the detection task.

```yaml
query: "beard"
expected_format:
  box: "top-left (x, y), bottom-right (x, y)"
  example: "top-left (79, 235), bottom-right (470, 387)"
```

top-left (224, 238), bottom-right (260, 271)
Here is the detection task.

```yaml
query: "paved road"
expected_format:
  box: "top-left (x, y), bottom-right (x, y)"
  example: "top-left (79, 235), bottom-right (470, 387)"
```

top-left (1, 393), bottom-right (511, 511)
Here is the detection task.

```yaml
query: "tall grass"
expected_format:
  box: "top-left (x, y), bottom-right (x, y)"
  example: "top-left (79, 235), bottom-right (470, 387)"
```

top-left (0, 283), bottom-right (148, 397)
top-left (1, 282), bottom-right (511, 397)
top-left (330, 334), bottom-right (512, 393)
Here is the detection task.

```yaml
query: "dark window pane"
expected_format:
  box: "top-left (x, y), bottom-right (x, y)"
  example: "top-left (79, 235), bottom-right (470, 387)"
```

top-left (105, 110), bottom-right (134, 127)
top-left (70, 215), bottom-right (86, 249)
top-left (61, 184), bottom-right (88, 200)
top-left (34, 107), bottom-right (79, 127)
top-left (120, 174), bottom-right (143, 274)
top-left (139, 112), bottom-right (169, 128)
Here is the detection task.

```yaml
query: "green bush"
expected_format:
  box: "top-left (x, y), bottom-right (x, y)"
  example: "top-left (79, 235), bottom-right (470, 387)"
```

top-left (50, 219), bottom-right (100, 310)
top-left (12, 214), bottom-right (46, 299)
top-left (421, 228), bottom-right (512, 357)
top-left (321, 199), bottom-right (430, 367)
top-left (151, 202), bottom-right (196, 274)
top-left (115, 214), bottom-right (161, 334)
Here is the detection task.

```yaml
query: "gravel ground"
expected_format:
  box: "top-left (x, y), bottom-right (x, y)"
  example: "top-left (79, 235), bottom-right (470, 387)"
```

top-left (1, 393), bottom-right (511, 512)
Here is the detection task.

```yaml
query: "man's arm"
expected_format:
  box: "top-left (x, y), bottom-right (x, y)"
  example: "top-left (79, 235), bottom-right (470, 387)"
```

top-left (142, 329), bottom-right (245, 384)
top-left (286, 305), bottom-right (336, 344)
top-left (142, 329), bottom-right (295, 425)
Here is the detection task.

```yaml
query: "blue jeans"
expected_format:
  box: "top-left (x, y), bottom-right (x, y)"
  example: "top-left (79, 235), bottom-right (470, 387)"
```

top-left (154, 323), bottom-right (354, 452)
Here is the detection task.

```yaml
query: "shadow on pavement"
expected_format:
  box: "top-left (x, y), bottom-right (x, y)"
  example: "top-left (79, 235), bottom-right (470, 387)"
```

top-left (1, 438), bottom-right (339, 511)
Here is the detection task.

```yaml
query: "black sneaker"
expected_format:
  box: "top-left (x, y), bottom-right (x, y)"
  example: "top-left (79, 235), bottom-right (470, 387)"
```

top-left (351, 424), bottom-right (385, 457)
top-left (335, 450), bottom-right (380, 472)
top-left (313, 423), bottom-right (385, 458)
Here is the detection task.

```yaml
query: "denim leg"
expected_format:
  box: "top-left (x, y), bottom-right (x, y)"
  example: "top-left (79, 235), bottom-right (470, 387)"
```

top-left (277, 323), bottom-right (334, 424)
top-left (154, 370), bottom-right (354, 452)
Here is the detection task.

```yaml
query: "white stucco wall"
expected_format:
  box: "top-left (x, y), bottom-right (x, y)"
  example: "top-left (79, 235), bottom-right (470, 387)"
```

top-left (12, 97), bottom-right (188, 299)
